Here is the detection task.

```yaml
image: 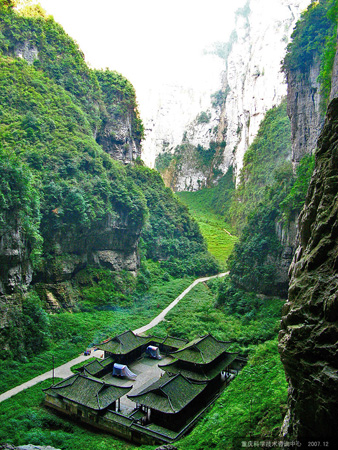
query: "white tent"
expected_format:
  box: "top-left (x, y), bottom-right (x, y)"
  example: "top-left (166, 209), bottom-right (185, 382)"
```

top-left (146, 345), bottom-right (161, 359)
top-left (112, 363), bottom-right (137, 380)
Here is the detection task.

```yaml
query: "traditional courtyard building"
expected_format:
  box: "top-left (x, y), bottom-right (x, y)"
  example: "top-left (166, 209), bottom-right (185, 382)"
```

top-left (158, 335), bottom-right (189, 355)
top-left (97, 330), bottom-right (189, 362)
top-left (43, 331), bottom-right (246, 445)
top-left (76, 356), bottom-right (114, 378)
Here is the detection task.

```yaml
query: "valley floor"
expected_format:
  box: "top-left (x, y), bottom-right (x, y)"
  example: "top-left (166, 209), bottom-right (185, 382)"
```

top-left (0, 272), bottom-right (228, 405)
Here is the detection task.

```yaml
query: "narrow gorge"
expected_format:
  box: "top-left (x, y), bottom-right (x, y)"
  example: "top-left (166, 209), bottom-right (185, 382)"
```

top-left (0, 0), bottom-right (338, 448)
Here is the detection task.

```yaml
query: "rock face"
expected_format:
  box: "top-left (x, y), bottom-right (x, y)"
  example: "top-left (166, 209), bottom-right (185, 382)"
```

top-left (14, 41), bottom-right (39, 65)
top-left (44, 213), bottom-right (141, 280)
top-left (97, 113), bottom-right (141, 163)
top-left (219, 0), bottom-right (311, 178)
top-left (0, 211), bottom-right (141, 310)
top-left (143, 0), bottom-right (310, 189)
top-left (278, 98), bottom-right (338, 440)
top-left (286, 60), bottom-right (324, 166)
top-left (273, 218), bottom-right (298, 297)
top-left (140, 60), bottom-right (223, 169)
top-left (0, 220), bottom-right (33, 296)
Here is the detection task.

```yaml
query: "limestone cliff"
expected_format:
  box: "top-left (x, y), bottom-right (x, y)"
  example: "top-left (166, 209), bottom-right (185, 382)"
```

top-left (95, 70), bottom-right (143, 164)
top-left (286, 59), bottom-right (324, 166)
top-left (219, 0), bottom-right (310, 178)
top-left (140, 58), bottom-right (223, 170)
top-left (278, 97), bottom-right (338, 440)
top-left (149, 0), bottom-right (310, 190)
top-left (0, 220), bottom-right (33, 296)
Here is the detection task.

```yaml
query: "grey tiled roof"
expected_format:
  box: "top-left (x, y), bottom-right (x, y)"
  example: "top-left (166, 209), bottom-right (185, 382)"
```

top-left (169, 334), bottom-right (231, 364)
top-left (77, 356), bottom-right (114, 376)
top-left (97, 330), bottom-right (152, 355)
top-left (159, 352), bottom-right (237, 380)
top-left (44, 373), bottom-right (132, 411)
top-left (127, 373), bottom-right (207, 413)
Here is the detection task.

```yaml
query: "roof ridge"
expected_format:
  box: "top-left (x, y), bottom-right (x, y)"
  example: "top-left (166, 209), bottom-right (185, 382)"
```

top-left (42, 373), bottom-right (78, 391)
top-left (80, 372), bottom-right (107, 384)
top-left (96, 391), bottom-right (102, 410)
top-left (158, 359), bottom-right (177, 369)
top-left (171, 334), bottom-right (209, 354)
top-left (83, 368), bottom-right (92, 377)
top-left (192, 343), bottom-right (207, 363)
top-left (159, 387), bottom-right (176, 413)
top-left (160, 372), bottom-right (181, 389)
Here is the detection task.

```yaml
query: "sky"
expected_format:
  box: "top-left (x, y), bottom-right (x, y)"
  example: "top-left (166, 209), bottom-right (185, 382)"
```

top-left (37, 0), bottom-right (246, 92)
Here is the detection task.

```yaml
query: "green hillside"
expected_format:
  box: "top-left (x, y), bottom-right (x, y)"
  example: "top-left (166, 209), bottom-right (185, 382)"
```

top-left (0, 2), bottom-right (218, 364)
top-left (176, 189), bottom-right (237, 268)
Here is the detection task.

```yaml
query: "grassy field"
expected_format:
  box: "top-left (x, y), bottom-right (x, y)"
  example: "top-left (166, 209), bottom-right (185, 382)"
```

top-left (176, 190), bottom-right (237, 268)
top-left (0, 276), bottom-right (194, 396)
top-left (146, 278), bottom-right (283, 355)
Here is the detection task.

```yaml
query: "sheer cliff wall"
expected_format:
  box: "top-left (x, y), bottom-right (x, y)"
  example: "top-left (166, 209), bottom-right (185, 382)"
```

top-left (151, 0), bottom-right (311, 191)
top-left (278, 93), bottom-right (338, 440)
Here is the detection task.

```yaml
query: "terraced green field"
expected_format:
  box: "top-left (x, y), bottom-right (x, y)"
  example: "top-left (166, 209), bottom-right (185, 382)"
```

top-left (176, 190), bottom-right (237, 268)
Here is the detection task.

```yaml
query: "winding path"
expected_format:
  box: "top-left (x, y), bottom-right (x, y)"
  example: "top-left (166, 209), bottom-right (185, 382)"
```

top-left (133, 272), bottom-right (228, 334)
top-left (0, 272), bottom-right (228, 404)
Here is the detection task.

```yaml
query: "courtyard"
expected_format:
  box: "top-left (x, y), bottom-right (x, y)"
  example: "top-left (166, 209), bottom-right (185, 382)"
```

top-left (102, 354), bottom-right (173, 414)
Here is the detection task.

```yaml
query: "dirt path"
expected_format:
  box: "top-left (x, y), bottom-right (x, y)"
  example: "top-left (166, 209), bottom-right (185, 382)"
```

top-left (0, 272), bottom-right (228, 404)
top-left (0, 351), bottom-right (103, 404)
top-left (134, 272), bottom-right (228, 334)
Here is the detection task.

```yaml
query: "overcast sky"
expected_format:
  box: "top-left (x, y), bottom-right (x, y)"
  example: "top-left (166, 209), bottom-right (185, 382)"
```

top-left (37, 0), bottom-right (246, 91)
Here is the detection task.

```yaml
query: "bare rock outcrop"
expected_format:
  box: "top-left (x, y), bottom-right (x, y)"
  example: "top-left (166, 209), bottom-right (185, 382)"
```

top-left (97, 113), bottom-right (141, 164)
top-left (286, 59), bottom-right (324, 166)
top-left (278, 98), bottom-right (338, 440)
top-left (0, 218), bottom-right (33, 296)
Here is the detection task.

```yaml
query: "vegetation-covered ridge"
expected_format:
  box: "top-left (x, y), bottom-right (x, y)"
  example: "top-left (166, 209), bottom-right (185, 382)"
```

top-left (227, 100), bottom-right (314, 297)
top-left (283, 0), bottom-right (338, 111)
top-left (0, 0), bottom-right (143, 149)
top-left (0, 1), bottom-right (218, 364)
top-left (228, 99), bottom-right (292, 232)
top-left (182, 100), bottom-right (314, 298)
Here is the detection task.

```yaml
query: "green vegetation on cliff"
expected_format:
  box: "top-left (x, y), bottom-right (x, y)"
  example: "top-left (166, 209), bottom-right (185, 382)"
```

top-left (283, 0), bottom-right (337, 74)
top-left (229, 100), bottom-right (292, 232)
top-left (0, 145), bottom-right (42, 264)
top-left (95, 68), bottom-right (144, 144)
top-left (0, 55), bottom-right (147, 266)
top-left (283, 0), bottom-right (338, 111)
top-left (0, 3), bottom-right (216, 365)
top-left (127, 165), bottom-right (219, 277)
top-left (0, 0), bottom-right (102, 129)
